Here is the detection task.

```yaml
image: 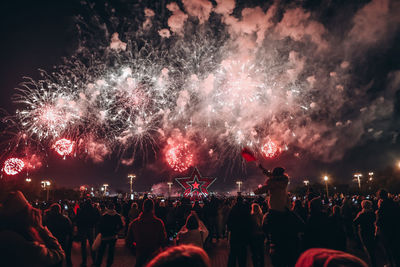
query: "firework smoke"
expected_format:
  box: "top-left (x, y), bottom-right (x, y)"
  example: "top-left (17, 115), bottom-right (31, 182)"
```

top-left (3, 0), bottom-right (400, 174)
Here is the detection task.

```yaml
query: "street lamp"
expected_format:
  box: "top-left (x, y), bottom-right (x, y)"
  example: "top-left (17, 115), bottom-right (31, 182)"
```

top-left (303, 180), bottom-right (310, 186)
top-left (128, 174), bottom-right (136, 194)
top-left (103, 184), bottom-right (109, 196)
top-left (236, 181), bottom-right (243, 193)
top-left (41, 180), bottom-right (51, 201)
top-left (354, 173), bottom-right (362, 190)
top-left (368, 172), bottom-right (374, 181)
top-left (25, 178), bottom-right (32, 183)
top-left (167, 182), bottom-right (173, 196)
top-left (323, 176), bottom-right (329, 198)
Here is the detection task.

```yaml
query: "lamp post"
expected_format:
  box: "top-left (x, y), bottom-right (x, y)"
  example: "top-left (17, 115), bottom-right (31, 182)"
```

top-left (128, 174), bottom-right (136, 194)
top-left (354, 173), bottom-right (362, 190)
top-left (167, 182), bottom-right (173, 197)
top-left (368, 172), bottom-right (373, 181)
top-left (236, 181), bottom-right (243, 193)
top-left (323, 176), bottom-right (329, 198)
top-left (41, 180), bottom-right (51, 201)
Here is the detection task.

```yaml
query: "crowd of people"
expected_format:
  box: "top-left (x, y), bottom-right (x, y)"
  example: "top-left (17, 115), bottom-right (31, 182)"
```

top-left (1, 168), bottom-right (400, 267)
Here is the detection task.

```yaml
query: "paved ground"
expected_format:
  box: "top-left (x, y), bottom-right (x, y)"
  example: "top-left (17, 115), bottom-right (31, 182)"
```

top-left (70, 238), bottom-right (376, 267)
top-left (70, 238), bottom-right (268, 267)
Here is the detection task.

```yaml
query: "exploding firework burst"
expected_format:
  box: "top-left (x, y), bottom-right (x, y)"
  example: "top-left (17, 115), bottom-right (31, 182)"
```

top-left (53, 138), bottom-right (74, 157)
top-left (166, 143), bottom-right (193, 172)
top-left (3, 158), bottom-right (25, 175)
top-left (261, 140), bottom-right (280, 159)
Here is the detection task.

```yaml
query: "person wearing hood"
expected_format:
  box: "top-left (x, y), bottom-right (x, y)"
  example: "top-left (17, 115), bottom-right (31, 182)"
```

top-left (94, 202), bottom-right (124, 267)
top-left (0, 191), bottom-right (65, 267)
top-left (176, 211), bottom-right (208, 248)
top-left (126, 198), bottom-right (167, 267)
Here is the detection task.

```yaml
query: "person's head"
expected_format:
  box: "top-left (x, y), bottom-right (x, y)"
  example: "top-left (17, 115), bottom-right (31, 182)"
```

top-left (143, 199), bottom-right (154, 213)
top-left (378, 189), bottom-right (388, 200)
top-left (131, 202), bottom-right (138, 209)
top-left (251, 203), bottom-right (262, 215)
top-left (106, 202), bottom-right (115, 210)
top-left (146, 245), bottom-right (210, 267)
top-left (309, 197), bottom-right (322, 214)
top-left (236, 196), bottom-right (243, 205)
top-left (186, 214), bottom-right (199, 230)
top-left (49, 203), bottom-right (61, 215)
top-left (295, 248), bottom-right (368, 267)
top-left (361, 200), bottom-right (372, 211)
top-left (0, 191), bottom-right (42, 240)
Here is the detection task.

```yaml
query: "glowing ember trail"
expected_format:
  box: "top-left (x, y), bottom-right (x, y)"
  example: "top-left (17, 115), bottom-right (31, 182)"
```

top-left (261, 140), bottom-right (280, 159)
top-left (53, 138), bottom-right (74, 157)
top-left (3, 158), bottom-right (25, 175)
top-left (166, 144), bottom-right (193, 172)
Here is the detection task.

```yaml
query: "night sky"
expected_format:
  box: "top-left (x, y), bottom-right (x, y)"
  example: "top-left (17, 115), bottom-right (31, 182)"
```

top-left (1, 0), bottom-right (400, 193)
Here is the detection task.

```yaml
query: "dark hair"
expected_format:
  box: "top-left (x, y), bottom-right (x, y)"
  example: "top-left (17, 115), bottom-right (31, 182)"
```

top-left (143, 199), bottom-right (154, 213)
top-left (106, 202), bottom-right (115, 210)
top-left (186, 214), bottom-right (199, 230)
top-left (49, 203), bottom-right (61, 214)
top-left (378, 189), bottom-right (388, 200)
top-left (146, 245), bottom-right (210, 267)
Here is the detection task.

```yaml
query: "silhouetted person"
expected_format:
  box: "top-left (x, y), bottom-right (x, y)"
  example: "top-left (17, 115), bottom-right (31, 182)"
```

top-left (258, 167), bottom-right (304, 267)
top-left (0, 191), bottom-right (65, 267)
top-left (145, 245), bottom-right (210, 267)
top-left (292, 199), bottom-right (307, 222)
top-left (76, 199), bottom-right (100, 267)
top-left (227, 196), bottom-right (251, 267)
top-left (329, 205), bottom-right (346, 252)
top-left (249, 203), bottom-right (264, 267)
top-left (341, 197), bottom-right (355, 239)
top-left (376, 189), bottom-right (400, 266)
top-left (44, 203), bottom-right (73, 266)
top-left (129, 202), bottom-right (140, 222)
top-left (177, 212), bottom-right (208, 248)
top-left (95, 202), bottom-right (124, 267)
top-left (354, 200), bottom-right (376, 267)
top-left (127, 199), bottom-right (167, 267)
top-left (304, 197), bottom-right (332, 249)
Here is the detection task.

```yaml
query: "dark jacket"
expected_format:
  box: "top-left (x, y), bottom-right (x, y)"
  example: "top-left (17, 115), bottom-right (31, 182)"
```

top-left (44, 212), bottom-right (72, 247)
top-left (0, 227), bottom-right (65, 267)
top-left (126, 212), bottom-right (167, 258)
top-left (263, 209), bottom-right (304, 266)
top-left (98, 209), bottom-right (123, 239)
top-left (227, 201), bottom-right (251, 243)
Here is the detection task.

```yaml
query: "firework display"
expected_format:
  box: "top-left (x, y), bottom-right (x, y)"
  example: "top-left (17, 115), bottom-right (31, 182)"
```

top-left (261, 140), bottom-right (280, 159)
top-left (53, 138), bottom-right (74, 157)
top-left (1, 0), bottom-right (395, 173)
top-left (166, 143), bottom-right (194, 172)
top-left (3, 158), bottom-right (25, 175)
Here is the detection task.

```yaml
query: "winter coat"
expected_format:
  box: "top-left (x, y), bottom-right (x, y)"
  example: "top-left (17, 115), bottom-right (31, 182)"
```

top-left (0, 226), bottom-right (65, 267)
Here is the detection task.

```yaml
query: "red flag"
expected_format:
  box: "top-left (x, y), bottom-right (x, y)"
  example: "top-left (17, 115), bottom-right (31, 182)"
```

top-left (241, 147), bottom-right (256, 162)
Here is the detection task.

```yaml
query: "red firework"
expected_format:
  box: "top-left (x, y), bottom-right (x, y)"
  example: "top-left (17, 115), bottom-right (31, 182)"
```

top-left (3, 158), bottom-right (25, 175)
top-left (261, 140), bottom-right (280, 159)
top-left (166, 143), bottom-right (193, 172)
top-left (53, 138), bottom-right (74, 157)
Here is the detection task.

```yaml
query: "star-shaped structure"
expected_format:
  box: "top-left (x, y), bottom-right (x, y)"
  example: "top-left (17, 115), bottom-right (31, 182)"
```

top-left (175, 167), bottom-right (216, 199)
